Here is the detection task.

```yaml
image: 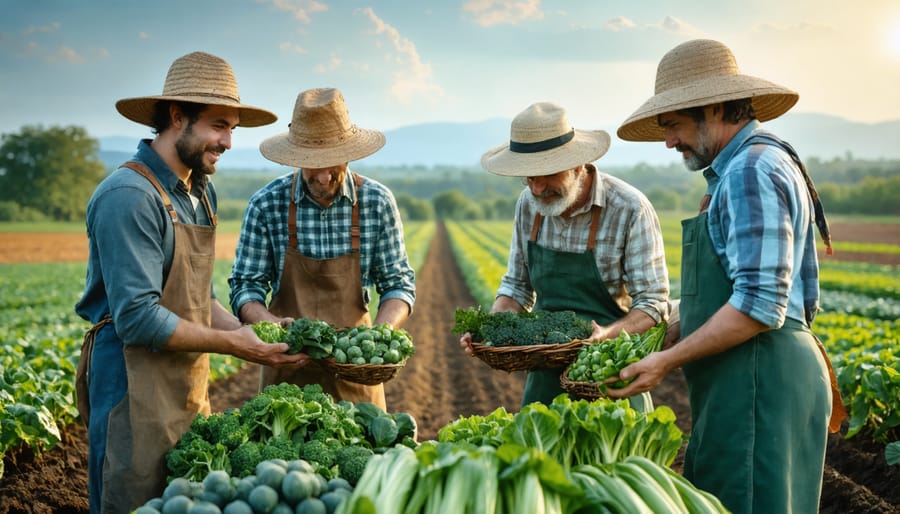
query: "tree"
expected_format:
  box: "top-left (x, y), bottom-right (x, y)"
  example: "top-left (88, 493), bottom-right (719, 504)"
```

top-left (0, 125), bottom-right (105, 221)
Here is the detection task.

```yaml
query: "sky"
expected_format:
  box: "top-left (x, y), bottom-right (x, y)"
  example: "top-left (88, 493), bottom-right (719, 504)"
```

top-left (3, 0), bottom-right (900, 152)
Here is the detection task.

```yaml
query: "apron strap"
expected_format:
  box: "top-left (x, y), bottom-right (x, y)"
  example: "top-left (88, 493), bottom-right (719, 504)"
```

top-left (530, 205), bottom-right (602, 252)
top-left (289, 171), bottom-right (300, 249)
top-left (120, 161), bottom-right (178, 224)
top-left (812, 333), bottom-right (848, 433)
top-left (75, 315), bottom-right (113, 425)
top-left (350, 173), bottom-right (363, 252)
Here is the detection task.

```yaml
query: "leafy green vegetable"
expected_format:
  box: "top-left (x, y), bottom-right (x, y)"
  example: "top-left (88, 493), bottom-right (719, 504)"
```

top-left (251, 321), bottom-right (288, 343)
top-left (567, 322), bottom-right (668, 389)
top-left (286, 318), bottom-right (338, 358)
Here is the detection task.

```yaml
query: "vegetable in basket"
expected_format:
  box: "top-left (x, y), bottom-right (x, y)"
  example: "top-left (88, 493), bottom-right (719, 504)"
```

top-left (451, 306), bottom-right (592, 346)
top-left (567, 322), bottom-right (667, 389)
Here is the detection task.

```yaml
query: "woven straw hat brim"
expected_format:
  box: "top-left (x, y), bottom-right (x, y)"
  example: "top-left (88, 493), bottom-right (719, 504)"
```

top-left (259, 127), bottom-right (386, 168)
top-left (116, 96), bottom-right (277, 128)
top-left (617, 75), bottom-right (798, 142)
top-left (481, 130), bottom-right (610, 177)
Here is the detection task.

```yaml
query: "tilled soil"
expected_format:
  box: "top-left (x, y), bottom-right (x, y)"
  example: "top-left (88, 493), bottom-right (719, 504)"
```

top-left (1, 222), bottom-right (898, 513)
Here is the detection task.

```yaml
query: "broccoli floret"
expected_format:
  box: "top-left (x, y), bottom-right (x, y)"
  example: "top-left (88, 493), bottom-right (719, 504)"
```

top-left (166, 431), bottom-right (230, 481)
top-left (335, 445), bottom-right (375, 485)
top-left (260, 435), bottom-right (299, 462)
top-left (544, 330), bottom-right (572, 344)
top-left (207, 408), bottom-right (248, 451)
top-left (229, 441), bottom-right (264, 478)
top-left (300, 439), bottom-right (337, 468)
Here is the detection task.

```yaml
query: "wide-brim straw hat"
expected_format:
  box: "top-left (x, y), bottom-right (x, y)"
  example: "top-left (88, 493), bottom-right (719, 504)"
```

top-left (116, 51), bottom-right (277, 128)
top-left (259, 88), bottom-right (385, 168)
top-left (482, 102), bottom-right (610, 177)
top-left (617, 39), bottom-right (799, 142)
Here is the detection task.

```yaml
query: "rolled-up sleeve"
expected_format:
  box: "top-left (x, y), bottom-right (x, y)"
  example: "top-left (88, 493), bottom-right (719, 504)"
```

top-left (496, 192), bottom-right (537, 310)
top-left (90, 185), bottom-right (179, 350)
top-left (229, 198), bottom-right (280, 316)
top-left (371, 190), bottom-right (416, 310)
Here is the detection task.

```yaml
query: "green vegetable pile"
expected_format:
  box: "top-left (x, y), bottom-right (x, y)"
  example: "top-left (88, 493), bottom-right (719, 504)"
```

top-left (165, 383), bottom-right (418, 486)
top-left (136, 459), bottom-right (353, 514)
top-left (333, 323), bottom-right (415, 365)
top-left (438, 393), bottom-right (684, 469)
top-left (340, 413), bottom-right (725, 514)
top-left (451, 307), bottom-right (592, 346)
top-left (566, 321), bottom-right (667, 389)
top-left (251, 320), bottom-right (415, 365)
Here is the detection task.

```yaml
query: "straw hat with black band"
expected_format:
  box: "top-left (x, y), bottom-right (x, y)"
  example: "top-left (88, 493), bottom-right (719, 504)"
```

top-left (115, 51), bottom-right (277, 128)
top-left (617, 39), bottom-right (799, 142)
top-left (259, 88), bottom-right (385, 169)
top-left (482, 102), bottom-right (610, 177)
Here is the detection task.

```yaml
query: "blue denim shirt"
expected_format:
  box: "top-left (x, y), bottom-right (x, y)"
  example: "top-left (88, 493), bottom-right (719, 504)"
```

top-left (75, 140), bottom-right (217, 351)
top-left (704, 120), bottom-right (821, 327)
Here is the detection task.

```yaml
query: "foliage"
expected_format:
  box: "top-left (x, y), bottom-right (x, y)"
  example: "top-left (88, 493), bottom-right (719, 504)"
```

top-left (0, 125), bottom-right (105, 221)
top-left (567, 322), bottom-right (668, 389)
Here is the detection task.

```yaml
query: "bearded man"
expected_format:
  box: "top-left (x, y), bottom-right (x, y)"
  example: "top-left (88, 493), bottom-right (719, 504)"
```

top-left (458, 101), bottom-right (670, 409)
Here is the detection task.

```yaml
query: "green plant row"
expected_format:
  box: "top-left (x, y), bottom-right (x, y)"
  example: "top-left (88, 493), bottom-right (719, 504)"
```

top-left (444, 221), bottom-right (506, 308)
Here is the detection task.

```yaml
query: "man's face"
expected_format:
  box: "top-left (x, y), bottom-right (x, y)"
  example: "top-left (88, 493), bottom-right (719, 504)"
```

top-left (175, 105), bottom-right (239, 176)
top-left (658, 110), bottom-right (715, 171)
top-left (525, 167), bottom-right (584, 217)
top-left (301, 163), bottom-right (349, 206)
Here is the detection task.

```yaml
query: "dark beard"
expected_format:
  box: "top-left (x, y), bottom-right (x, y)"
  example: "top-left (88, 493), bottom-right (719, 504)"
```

top-left (175, 124), bottom-right (219, 176)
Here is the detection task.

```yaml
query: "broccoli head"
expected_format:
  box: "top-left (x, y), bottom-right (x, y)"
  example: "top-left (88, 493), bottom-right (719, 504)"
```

top-left (335, 445), bottom-right (375, 485)
top-left (229, 441), bottom-right (263, 478)
top-left (206, 408), bottom-right (248, 451)
top-left (260, 435), bottom-right (299, 462)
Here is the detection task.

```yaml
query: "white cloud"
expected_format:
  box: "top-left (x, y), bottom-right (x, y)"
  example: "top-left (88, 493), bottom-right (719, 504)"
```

top-left (257, 0), bottom-right (327, 24)
top-left (658, 16), bottom-right (702, 36)
top-left (313, 53), bottom-right (342, 73)
top-left (22, 22), bottom-right (61, 36)
top-left (279, 40), bottom-right (307, 54)
top-left (463, 0), bottom-right (544, 27)
top-left (357, 7), bottom-right (444, 103)
top-left (138, 32), bottom-right (151, 40)
top-left (53, 46), bottom-right (85, 64)
top-left (605, 16), bottom-right (637, 32)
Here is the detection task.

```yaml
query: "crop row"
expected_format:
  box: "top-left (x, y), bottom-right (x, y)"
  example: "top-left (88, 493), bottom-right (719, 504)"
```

top-left (0, 223), bottom-right (434, 474)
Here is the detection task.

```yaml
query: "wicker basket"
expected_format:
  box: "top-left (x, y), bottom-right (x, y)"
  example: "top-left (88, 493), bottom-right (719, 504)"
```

top-left (320, 358), bottom-right (405, 385)
top-left (559, 367), bottom-right (607, 401)
top-left (469, 339), bottom-right (587, 373)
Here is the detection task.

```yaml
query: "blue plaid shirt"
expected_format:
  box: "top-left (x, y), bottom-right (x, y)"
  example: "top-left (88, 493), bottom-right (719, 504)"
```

top-left (704, 120), bottom-right (821, 327)
top-left (229, 171), bottom-right (415, 316)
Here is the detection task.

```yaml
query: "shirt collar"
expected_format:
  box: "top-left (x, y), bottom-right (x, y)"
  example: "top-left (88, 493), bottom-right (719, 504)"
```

top-left (709, 119), bottom-right (761, 178)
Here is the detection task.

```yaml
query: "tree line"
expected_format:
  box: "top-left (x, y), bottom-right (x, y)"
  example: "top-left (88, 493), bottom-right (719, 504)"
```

top-left (1, 125), bottom-right (898, 222)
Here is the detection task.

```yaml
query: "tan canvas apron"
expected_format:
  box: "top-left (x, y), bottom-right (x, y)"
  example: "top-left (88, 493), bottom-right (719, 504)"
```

top-left (260, 172), bottom-right (385, 409)
top-left (76, 161), bottom-right (215, 512)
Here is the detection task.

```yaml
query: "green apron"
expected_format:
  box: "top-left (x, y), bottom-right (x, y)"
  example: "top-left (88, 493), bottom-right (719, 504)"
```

top-left (679, 211), bottom-right (831, 514)
top-left (522, 206), bottom-right (653, 413)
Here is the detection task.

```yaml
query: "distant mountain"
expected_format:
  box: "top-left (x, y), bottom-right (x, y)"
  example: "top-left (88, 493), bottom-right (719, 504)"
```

top-left (99, 112), bottom-right (900, 170)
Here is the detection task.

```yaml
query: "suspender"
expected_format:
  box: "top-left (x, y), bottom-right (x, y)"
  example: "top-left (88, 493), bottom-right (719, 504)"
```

top-left (530, 204), bottom-right (602, 252)
top-left (120, 161), bottom-right (218, 227)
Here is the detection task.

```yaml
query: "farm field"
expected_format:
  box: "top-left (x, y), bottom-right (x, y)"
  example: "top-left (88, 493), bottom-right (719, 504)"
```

top-left (0, 216), bottom-right (898, 513)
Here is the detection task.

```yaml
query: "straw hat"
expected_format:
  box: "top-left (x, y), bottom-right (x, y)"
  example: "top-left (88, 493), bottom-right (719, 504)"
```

top-left (617, 39), bottom-right (799, 142)
top-left (259, 88), bottom-right (385, 169)
top-left (481, 102), bottom-right (610, 177)
top-left (115, 51), bottom-right (276, 128)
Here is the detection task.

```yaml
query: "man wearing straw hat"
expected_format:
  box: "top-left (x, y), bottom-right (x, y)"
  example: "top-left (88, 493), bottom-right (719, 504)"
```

top-left (74, 51), bottom-right (307, 513)
top-left (229, 87), bottom-right (415, 410)
top-left (459, 101), bottom-right (670, 411)
top-left (610, 39), bottom-right (846, 513)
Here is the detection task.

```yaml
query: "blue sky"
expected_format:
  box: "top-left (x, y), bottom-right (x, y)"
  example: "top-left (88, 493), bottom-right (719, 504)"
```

top-left (3, 0), bottom-right (900, 151)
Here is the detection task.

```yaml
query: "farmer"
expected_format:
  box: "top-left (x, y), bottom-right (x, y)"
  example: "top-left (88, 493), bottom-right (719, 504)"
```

top-left (74, 51), bottom-right (307, 513)
top-left (608, 39), bottom-right (847, 513)
top-left (458, 101), bottom-right (670, 410)
top-left (228, 87), bottom-right (415, 410)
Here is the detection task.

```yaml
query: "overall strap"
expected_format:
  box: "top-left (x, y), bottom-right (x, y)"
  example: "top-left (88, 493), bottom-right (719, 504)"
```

top-left (530, 204), bottom-right (602, 252)
top-left (745, 132), bottom-right (833, 255)
top-left (350, 173), bottom-right (364, 253)
top-left (121, 161), bottom-right (178, 223)
top-left (289, 171), bottom-right (300, 249)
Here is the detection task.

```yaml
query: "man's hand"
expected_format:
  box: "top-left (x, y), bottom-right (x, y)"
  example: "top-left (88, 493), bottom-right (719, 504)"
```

top-left (233, 325), bottom-right (310, 368)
